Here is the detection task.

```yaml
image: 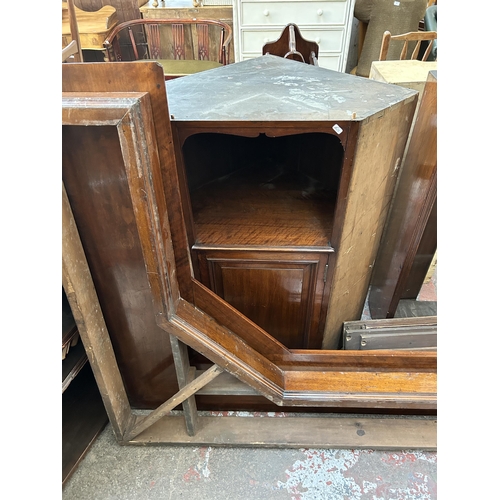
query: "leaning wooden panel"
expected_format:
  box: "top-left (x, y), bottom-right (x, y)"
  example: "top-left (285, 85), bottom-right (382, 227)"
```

top-left (62, 182), bottom-right (131, 440)
top-left (62, 63), bottom-right (190, 408)
top-left (369, 71), bottom-right (438, 318)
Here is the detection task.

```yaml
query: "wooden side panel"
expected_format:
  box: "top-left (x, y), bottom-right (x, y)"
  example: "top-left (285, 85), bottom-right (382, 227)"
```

top-left (63, 182), bottom-right (131, 437)
top-left (62, 63), bottom-right (192, 408)
top-left (368, 72), bottom-right (437, 318)
top-left (63, 125), bottom-right (175, 407)
top-left (322, 97), bottom-right (417, 349)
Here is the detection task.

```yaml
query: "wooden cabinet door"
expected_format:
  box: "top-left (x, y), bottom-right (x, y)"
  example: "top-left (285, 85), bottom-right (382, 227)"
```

top-left (196, 250), bottom-right (330, 349)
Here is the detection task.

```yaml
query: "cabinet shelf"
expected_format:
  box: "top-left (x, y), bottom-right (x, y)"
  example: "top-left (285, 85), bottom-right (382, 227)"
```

top-left (192, 164), bottom-right (336, 249)
top-left (184, 131), bottom-right (342, 250)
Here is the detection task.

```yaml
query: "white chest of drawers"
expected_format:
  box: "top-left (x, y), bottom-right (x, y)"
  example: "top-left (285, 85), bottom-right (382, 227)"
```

top-left (232, 0), bottom-right (355, 72)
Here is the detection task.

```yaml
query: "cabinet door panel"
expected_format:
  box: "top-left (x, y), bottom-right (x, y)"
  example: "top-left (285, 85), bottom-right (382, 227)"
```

top-left (198, 251), bottom-right (329, 348)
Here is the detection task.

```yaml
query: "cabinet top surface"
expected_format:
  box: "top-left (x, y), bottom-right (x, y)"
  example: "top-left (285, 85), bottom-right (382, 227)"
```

top-left (166, 55), bottom-right (417, 122)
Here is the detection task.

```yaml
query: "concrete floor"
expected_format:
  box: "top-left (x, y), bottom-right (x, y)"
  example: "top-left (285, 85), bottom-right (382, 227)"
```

top-left (62, 416), bottom-right (437, 500)
top-left (63, 271), bottom-right (438, 500)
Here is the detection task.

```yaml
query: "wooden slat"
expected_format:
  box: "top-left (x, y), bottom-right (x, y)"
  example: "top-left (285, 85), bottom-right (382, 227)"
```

top-left (169, 335), bottom-right (199, 436)
top-left (128, 415), bottom-right (437, 450)
top-left (125, 364), bottom-right (224, 440)
top-left (62, 182), bottom-right (132, 440)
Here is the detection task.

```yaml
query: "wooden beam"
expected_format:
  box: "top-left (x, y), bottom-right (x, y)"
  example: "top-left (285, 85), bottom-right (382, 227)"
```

top-left (124, 364), bottom-right (224, 441)
top-left (62, 182), bottom-right (132, 440)
top-left (127, 414), bottom-right (437, 450)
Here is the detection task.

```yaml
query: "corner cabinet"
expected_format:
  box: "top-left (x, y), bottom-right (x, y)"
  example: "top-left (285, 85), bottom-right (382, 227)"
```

top-left (232, 0), bottom-right (355, 71)
top-left (166, 55), bottom-right (418, 350)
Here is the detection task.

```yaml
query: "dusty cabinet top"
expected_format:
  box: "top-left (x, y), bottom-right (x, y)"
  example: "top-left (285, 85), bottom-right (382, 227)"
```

top-left (166, 55), bottom-right (417, 123)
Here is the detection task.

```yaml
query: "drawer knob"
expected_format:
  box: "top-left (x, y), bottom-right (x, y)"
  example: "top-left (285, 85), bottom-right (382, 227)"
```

top-left (263, 9), bottom-right (269, 16)
top-left (316, 38), bottom-right (321, 44)
top-left (317, 9), bottom-right (323, 16)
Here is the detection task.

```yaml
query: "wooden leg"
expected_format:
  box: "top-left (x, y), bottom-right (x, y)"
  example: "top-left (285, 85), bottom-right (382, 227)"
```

top-left (170, 335), bottom-right (199, 436)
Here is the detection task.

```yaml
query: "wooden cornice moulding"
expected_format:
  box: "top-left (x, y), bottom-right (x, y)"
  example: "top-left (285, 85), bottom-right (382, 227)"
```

top-left (62, 62), bottom-right (436, 447)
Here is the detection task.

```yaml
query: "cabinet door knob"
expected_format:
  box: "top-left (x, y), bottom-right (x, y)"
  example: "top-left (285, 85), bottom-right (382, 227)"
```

top-left (315, 38), bottom-right (321, 44)
top-left (317, 9), bottom-right (323, 16)
top-left (263, 9), bottom-right (269, 16)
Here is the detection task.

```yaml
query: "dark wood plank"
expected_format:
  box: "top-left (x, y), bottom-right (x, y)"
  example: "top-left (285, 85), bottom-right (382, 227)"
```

top-left (369, 71), bottom-right (437, 319)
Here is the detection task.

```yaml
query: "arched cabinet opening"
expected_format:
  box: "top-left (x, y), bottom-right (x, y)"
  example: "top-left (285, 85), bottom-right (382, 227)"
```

top-left (180, 131), bottom-right (345, 349)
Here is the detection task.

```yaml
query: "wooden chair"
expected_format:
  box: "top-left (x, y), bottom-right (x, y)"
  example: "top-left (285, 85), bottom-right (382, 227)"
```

top-left (353, 0), bottom-right (428, 77)
top-left (262, 23), bottom-right (319, 66)
top-left (62, 0), bottom-right (82, 62)
top-left (378, 30), bottom-right (437, 62)
top-left (103, 18), bottom-right (232, 80)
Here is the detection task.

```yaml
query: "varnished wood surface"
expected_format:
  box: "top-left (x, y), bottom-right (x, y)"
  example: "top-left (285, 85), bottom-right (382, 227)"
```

top-left (322, 92), bottom-right (417, 348)
top-left (140, 0), bottom-right (235, 63)
top-left (262, 23), bottom-right (319, 65)
top-left (191, 162), bottom-right (336, 248)
top-left (401, 200), bottom-right (437, 299)
top-left (183, 130), bottom-right (343, 249)
top-left (193, 280), bottom-right (290, 357)
top-left (369, 71), bottom-right (437, 319)
top-left (62, 2), bottom-right (117, 53)
top-left (62, 63), bottom-right (192, 407)
top-left (74, 0), bottom-right (140, 25)
top-left (197, 250), bottom-right (329, 348)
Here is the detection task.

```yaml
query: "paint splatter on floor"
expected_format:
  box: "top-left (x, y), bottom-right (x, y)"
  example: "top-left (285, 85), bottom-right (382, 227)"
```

top-left (183, 447), bottom-right (212, 482)
top-left (276, 448), bottom-right (437, 500)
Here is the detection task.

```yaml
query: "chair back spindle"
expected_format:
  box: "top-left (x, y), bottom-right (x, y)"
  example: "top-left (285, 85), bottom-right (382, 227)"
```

top-left (378, 30), bottom-right (437, 62)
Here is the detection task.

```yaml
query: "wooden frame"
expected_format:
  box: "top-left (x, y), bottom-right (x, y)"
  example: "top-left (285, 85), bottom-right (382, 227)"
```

top-left (62, 69), bottom-right (436, 448)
